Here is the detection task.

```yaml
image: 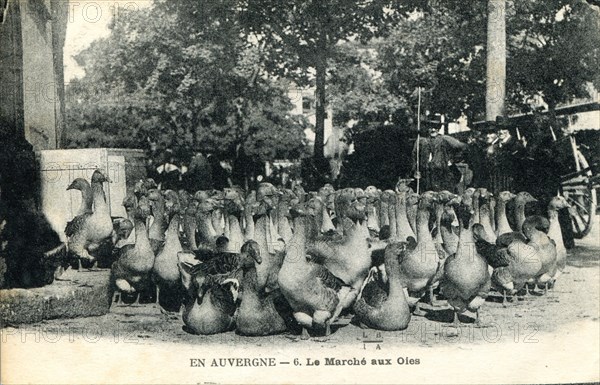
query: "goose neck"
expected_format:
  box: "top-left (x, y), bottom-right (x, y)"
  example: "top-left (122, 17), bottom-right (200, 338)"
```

top-left (91, 182), bottom-right (108, 210)
top-left (416, 208), bottom-right (432, 240)
top-left (197, 214), bottom-right (217, 238)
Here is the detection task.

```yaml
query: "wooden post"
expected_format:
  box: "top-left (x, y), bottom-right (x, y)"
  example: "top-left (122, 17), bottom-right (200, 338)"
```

top-left (486, 0), bottom-right (506, 121)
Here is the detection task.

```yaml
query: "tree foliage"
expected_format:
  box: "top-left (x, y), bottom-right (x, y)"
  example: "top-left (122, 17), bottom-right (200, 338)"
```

top-left (326, 0), bottom-right (600, 132)
top-left (238, 0), bottom-right (417, 163)
top-left (65, 0), bottom-right (308, 165)
top-left (65, 0), bottom-right (600, 188)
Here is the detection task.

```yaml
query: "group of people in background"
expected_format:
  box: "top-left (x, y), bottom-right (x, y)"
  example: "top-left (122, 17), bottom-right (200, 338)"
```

top-left (414, 114), bottom-right (575, 247)
top-left (145, 148), bottom-right (233, 192)
top-left (414, 115), bottom-right (573, 198)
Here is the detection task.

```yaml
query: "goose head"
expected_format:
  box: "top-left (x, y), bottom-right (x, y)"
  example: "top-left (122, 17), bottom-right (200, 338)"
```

top-left (255, 183), bottom-right (280, 214)
top-left (178, 190), bottom-right (192, 210)
top-left (365, 186), bottom-right (380, 203)
top-left (196, 197), bottom-right (218, 216)
top-left (185, 199), bottom-right (199, 216)
top-left (91, 169), bottom-right (110, 184)
top-left (441, 195), bottom-right (461, 227)
top-left (381, 189), bottom-right (394, 205)
top-left (292, 184), bottom-right (307, 203)
top-left (436, 190), bottom-right (457, 205)
top-left (122, 192), bottom-right (137, 213)
top-left (456, 193), bottom-right (474, 228)
top-left (240, 240), bottom-right (263, 268)
top-left (134, 196), bottom-right (152, 220)
top-left (114, 218), bottom-right (134, 241)
top-left (385, 240), bottom-right (413, 266)
top-left (477, 188), bottom-right (493, 205)
top-left (133, 178), bottom-right (156, 199)
top-left (395, 178), bottom-right (414, 193)
top-left (144, 178), bottom-right (158, 191)
top-left (515, 191), bottom-right (538, 206)
top-left (497, 191), bottom-right (517, 203)
top-left (354, 187), bottom-right (367, 206)
top-left (163, 190), bottom-right (181, 217)
top-left (193, 190), bottom-right (211, 203)
top-left (318, 184), bottom-right (334, 201)
top-left (223, 188), bottom-right (244, 216)
top-left (245, 189), bottom-right (257, 206)
top-left (462, 188), bottom-right (475, 209)
top-left (336, 188), bottom-right (365, 222)
top-left (66, 178), bottom-right (90, 192)
top-left (523, 215), bottom-right (551, 235)
top-left (147, 188), bottom-right (163, 203)
top-left (406, 192), bottom-right (420, 209)
top-left (548, 195), bottom-right (571, 210)
top-left (418, 191), bottom-right (438, 211)
top-left (317, 184), bottom-right (335, 209)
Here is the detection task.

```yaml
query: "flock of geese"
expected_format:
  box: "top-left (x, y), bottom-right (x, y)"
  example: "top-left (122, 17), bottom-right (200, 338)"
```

top-left (64, 169), bottom-right (570, 337)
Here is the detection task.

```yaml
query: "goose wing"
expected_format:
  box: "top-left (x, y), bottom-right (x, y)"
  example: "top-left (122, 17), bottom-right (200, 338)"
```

top-left (64, 213), bottom-right (91, 237)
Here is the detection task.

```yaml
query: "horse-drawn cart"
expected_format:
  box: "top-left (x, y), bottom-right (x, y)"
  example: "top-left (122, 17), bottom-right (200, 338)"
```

top-left (560, 135), bottom-right (598, 239)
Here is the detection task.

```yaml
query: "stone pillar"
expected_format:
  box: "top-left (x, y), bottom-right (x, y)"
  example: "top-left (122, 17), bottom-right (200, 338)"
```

top-left (0, 0), bottom-right (25, 138)
top-left (0, 0), bottom-right (67, 150)
top-left (486, 0), bottom-right (506, 121)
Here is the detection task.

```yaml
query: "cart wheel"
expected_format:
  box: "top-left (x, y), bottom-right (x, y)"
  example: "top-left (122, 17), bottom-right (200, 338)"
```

top-left (565, 186), bottom-right (596, 239)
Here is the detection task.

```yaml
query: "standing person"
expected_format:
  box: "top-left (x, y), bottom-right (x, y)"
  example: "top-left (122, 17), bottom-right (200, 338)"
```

top-left (483, 116), bottom-right (525, 195)
top-left (464, 130), bottom-right (488, 188)
top-left (184, 152), bottom-right (213, 192)
top-left (208, 154), bottom-right (232, 190)
top-left (496, 117), bottom-right (526, 193)
top-left (158, 148), bottom-right (181, 191)
top-left (524, 118), bottom-right (575, 248)
top-left (413, 123), bottom-right (467, 192)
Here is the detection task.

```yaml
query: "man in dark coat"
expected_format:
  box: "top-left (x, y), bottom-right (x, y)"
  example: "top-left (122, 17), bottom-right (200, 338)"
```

top-left (184, 152), bottom-right (213, 192)
top-left (413, 124), bottom-right (467, 192)
top-left (483, 116), bottom-right (526, 195)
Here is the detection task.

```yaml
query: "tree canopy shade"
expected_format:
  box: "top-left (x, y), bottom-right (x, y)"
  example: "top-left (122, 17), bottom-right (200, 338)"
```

top-left (64, 0), bottom-right (600, 187)
top-left (507, 0), bottom-right (600, 111)
top-left (238, 0), bottom-right (422, 170)
top-left (65, 1), bottom-right (308, 168)
top-left (330, 0), bottom-right (600, 130)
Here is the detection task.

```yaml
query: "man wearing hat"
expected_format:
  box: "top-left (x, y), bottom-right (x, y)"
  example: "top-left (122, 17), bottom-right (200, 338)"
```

top-left (484, 116), bottom-right (526, 194)
top-left (413, 122), bottom-right (467, 192)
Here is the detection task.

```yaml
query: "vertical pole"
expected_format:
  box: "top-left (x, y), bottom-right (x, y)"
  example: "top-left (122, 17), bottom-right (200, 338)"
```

top-left (416, 87), bottom-right (422, 195)
top-left (486, 0), bottom-right (506, 121)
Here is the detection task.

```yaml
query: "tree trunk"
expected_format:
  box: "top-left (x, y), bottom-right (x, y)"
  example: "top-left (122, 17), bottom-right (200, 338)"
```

top-left (486, 0), bottom-right (506, 121)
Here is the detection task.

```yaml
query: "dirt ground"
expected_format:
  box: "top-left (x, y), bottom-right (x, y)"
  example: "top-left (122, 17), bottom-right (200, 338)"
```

top-left (1, 223), bottom-right (599, 384)
top-left (3, 234), bottom-right (598, 347)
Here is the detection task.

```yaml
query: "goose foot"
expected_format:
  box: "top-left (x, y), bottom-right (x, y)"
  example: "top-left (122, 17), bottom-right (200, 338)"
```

top-left (160, 308), bottom-right (180, 320)
top-left (413, 302), bottom-right (427, 317)
top-left (301, 328), bottom-right (310, 340)
top-left (473, 310), bottom-right (490, 328)
top-left (452, 311), bottom-right (460, 326)
top-left (427, 287), bottom-right (442, 307)
top-left (525, 283), bottom-right (536, 295)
